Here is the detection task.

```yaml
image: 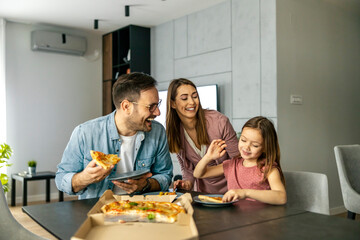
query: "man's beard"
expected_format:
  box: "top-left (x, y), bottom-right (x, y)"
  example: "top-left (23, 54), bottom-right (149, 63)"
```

top-left (126, 115), bottom-right (151, 132)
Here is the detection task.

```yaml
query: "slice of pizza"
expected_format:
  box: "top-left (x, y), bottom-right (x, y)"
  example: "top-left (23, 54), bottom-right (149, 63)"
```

top-left (198, 195), bottom-right (223, 203)
top-left (90, 150), bottom-right (121, 170)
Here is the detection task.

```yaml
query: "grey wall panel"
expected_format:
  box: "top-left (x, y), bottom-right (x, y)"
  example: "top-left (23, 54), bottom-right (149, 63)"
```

top-left (151, 22), bottom-right (174, 82)
top-left (189, 72), bottom-right (232, 119)
top-left (232, 0), bottom-right (261, 118)
top-left (260, 0), bottom-right (277, 117)
top-left (157, 81), bottom-right (170, 91)
top-left (174, 48), bottom-right (231, 78)
top-left (188, 1), bottom-right (231, 56)
top-left (174, 16), bottom-right (188, 59)
top-left (232, 119), bottom-right (248, 133)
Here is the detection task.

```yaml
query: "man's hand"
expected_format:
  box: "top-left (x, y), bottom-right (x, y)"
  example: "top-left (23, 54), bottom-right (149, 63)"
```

top-left (112, 172), bottom-right (153, 194)
top-left (72, 160), bottom-right (114, 193)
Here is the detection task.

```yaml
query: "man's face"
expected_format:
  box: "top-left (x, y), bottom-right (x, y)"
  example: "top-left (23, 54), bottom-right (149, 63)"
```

top-left (127, 87), bottom-right (160, 132)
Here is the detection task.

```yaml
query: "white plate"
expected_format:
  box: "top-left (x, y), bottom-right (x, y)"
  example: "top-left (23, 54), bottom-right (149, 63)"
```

top-left (193, 194), bottom-right (238, 207)
top-left (108, 169), bottom-right (150, 181)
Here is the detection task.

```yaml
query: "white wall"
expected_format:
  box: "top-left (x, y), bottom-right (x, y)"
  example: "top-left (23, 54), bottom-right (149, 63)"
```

top-left (151, 0), bottom-right (277, 177)
top-left (277, 0), bottom-right (360, 213)
top-left (5, 22), bottom-right (102, 202)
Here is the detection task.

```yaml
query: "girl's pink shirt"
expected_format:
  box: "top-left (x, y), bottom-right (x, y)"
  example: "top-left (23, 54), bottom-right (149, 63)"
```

top-left (176, 110), bottom-right (239, 194)
top-left (223, 157), bottom-right (271, 190)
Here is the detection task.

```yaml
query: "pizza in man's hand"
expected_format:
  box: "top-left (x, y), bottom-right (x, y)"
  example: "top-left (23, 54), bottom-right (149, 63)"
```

top-left (101, 200), bottom-right (185, 223)
top-left (90, 150), bottom-right (121, 170)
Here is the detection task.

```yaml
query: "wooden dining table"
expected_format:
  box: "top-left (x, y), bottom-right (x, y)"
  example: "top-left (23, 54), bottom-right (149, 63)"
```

top-left (22, 191), bottom-right (360, 239)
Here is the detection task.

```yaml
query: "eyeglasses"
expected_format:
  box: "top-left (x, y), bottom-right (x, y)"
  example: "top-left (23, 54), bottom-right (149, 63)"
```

top-left (131, 99), bottom-right (162, 112)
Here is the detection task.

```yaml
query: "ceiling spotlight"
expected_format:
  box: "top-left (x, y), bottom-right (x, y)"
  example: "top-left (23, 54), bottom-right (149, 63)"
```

top-left (125, 5), bottom-right (130, 17)
top-left (94, 19), bottom-right (99, 30)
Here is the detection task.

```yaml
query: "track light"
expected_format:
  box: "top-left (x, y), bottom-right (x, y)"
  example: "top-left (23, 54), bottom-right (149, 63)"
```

top-left (125, 5), bottom-right (130, 17)
top-left (94, 19), bottom-right (99, 30)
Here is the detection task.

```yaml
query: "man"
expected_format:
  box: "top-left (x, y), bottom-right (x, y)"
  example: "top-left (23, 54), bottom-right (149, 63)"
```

top-left (55, 72), bottom-right (173, 199)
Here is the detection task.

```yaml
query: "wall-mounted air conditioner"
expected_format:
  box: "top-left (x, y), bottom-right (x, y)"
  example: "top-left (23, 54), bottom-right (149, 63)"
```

top-left (31, 30), bottom-right (87, 56)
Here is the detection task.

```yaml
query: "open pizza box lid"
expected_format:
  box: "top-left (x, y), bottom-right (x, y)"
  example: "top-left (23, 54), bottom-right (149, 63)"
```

top-left (72, 190), bottom-right (198, 240)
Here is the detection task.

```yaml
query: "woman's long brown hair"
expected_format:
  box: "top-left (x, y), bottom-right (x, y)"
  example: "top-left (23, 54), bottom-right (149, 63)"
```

top-left (166, 78), bottom-right (209, 153)
top-left (242, 116), bottom-right (285, 184)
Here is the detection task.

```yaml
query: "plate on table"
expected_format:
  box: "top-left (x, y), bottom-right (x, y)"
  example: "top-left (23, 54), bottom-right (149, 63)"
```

top-left (193, 194), bottom-right (238, 207)
top-left (143, 191), bottom-right (184, 199)
top-left (108, 169), bottom-right (150, 181)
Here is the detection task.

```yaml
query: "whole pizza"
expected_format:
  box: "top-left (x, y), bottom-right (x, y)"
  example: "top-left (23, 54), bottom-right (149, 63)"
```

top-left (101, 200), bottom-right (185, 223)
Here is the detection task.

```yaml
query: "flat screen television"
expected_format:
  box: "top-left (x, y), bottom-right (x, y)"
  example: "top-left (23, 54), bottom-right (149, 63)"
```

top-left (156, 84), bottom-right (218, 128)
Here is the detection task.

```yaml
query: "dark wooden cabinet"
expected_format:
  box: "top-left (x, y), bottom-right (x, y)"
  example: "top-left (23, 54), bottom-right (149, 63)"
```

top-left (102, 25), bottom-right (150, 115)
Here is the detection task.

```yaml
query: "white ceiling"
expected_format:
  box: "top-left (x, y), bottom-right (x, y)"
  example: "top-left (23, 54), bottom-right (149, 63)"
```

top-left (0, 0), bottom-right (227, 34)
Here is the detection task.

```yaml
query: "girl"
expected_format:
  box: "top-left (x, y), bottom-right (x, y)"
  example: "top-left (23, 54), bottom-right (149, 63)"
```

top-left (193, 116), bottom-right (287, 205)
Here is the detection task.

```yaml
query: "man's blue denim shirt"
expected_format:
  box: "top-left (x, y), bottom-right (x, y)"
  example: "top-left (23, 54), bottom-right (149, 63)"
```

top-left (55, 111), bottom-right (173, 199)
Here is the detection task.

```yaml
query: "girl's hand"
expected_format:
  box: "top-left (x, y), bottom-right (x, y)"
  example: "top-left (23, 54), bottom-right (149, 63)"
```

top-left (173, 180), bottom-right (193, 191)
top-left (206, 139), bottom-right (227, 160)
top-left (222, 189), bottom-right (246, 202)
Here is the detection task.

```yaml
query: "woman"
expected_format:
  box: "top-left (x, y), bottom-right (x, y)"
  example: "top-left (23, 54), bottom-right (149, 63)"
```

top-left (166, 78), bottom-right (239, 194)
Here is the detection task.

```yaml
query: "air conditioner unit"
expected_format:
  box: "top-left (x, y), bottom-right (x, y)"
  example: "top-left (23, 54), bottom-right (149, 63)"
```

top-left (31, 30), bottom-right (87, 56)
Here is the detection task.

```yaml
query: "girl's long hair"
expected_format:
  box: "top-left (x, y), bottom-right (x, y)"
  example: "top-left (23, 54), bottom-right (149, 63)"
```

top-left (166, 78), bottom-right (209, 153)
top-left (242, 116), bottom-right (285, 184)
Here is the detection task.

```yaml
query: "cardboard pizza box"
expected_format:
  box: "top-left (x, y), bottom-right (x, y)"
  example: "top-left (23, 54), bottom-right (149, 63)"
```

top-left (72, 191), bottom-right (198, 240)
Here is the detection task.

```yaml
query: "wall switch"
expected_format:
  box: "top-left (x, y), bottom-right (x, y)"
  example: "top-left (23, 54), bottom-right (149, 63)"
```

top-left (290, 94), bottom-right (303, 105)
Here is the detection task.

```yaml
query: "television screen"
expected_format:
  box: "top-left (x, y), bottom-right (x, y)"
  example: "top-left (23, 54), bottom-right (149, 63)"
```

top-left (156, 84), bottom-right (218, 128)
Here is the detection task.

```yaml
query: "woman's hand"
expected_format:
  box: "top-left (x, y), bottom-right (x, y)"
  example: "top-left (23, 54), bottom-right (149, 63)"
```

top-left (222, 189), bottom-right (246, 202)
top-left (173, 180), bottom-right (193, 191)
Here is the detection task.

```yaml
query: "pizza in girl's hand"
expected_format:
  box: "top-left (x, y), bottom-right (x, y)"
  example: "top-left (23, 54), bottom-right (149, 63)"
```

top-left (90, 150), bottom-right (121, 170)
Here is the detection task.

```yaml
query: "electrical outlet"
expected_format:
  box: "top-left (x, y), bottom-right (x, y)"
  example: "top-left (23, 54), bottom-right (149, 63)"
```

top-left (290, 95), bottom-right (303, 105)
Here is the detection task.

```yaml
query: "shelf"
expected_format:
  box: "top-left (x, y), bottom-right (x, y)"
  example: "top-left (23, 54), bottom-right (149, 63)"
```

top-left (113, 62), bottom-right (130, 68)
top-left (102, 25), bottom-right (150, 116)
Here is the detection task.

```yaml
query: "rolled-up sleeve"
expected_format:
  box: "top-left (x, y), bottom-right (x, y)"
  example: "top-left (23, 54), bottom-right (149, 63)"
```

top-left (55, 125), bottom-right (86, 195)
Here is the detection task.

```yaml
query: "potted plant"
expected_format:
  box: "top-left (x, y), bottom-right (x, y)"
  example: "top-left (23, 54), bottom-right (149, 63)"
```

top-left (0, 143), bottom-right (13, 193)
top-left (28, 160), bottom-right (37, 175)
